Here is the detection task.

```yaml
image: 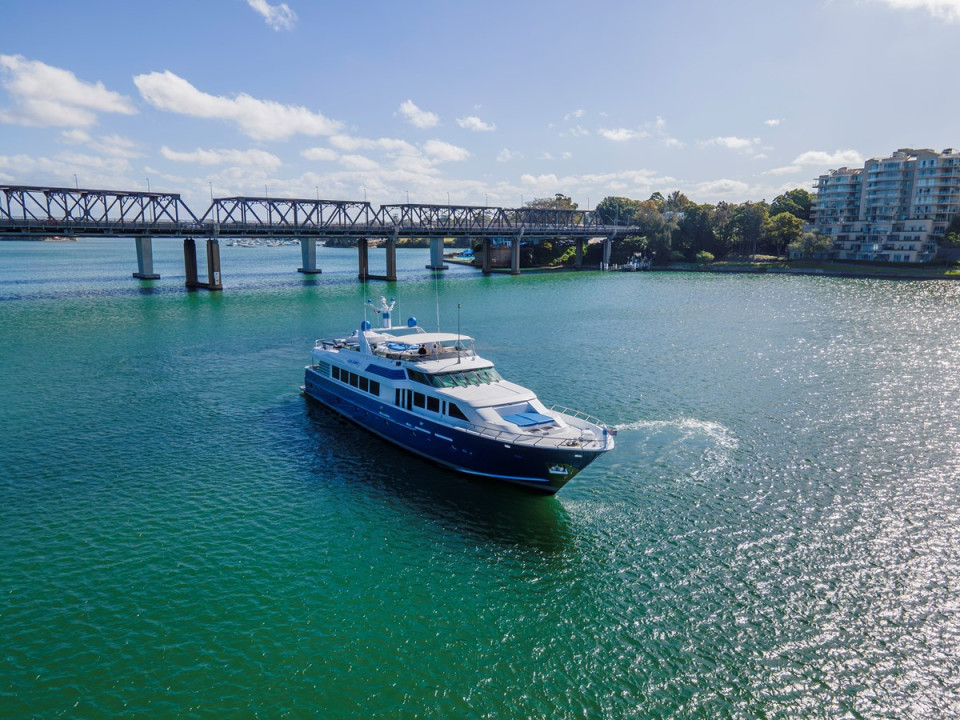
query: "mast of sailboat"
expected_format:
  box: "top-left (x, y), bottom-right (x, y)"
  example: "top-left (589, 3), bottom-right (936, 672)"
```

top-left (457, 303), bottom-right (461, 364)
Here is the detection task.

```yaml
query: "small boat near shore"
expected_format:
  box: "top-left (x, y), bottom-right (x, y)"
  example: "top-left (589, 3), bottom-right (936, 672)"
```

top-left (302, 298), bottom-right (614, 493)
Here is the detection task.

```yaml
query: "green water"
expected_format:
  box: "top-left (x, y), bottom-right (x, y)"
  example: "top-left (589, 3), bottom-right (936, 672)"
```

top-left (2, 240), bottom-right (960, 718)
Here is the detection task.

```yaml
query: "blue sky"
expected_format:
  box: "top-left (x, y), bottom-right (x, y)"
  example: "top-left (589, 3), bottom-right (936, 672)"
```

top-left (2, 0), bottom-right (959, 211)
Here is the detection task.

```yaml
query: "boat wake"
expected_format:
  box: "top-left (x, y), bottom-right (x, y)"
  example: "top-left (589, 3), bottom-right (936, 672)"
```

top-left (609, 417), bottom-right (739, 482)
top-left (611, 417), bottom-right (737, 448)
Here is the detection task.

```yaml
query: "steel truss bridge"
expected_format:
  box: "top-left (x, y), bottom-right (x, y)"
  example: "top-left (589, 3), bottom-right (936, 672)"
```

top-left (0, 185), bottom-right (641, 289)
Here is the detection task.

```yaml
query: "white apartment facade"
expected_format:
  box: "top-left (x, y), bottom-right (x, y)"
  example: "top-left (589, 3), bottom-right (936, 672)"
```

top-left (810, 147), bottom-right (960, 263)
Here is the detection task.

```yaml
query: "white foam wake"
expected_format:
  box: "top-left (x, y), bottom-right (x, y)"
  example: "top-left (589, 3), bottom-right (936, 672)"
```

top-left (610, 417), bottom-right (739, 482)
top-left (611, 417), bottom-right (739, 451)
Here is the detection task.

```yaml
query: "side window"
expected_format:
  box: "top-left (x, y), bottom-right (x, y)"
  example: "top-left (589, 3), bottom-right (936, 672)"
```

top-left (413, 392), bottom-right (426, 409)
top-left (448, 403), bottom-right (468, 421)
top-left (370, 380), bottom-right (380, 396)
top-left (426, 396), bottom-right (440, 413)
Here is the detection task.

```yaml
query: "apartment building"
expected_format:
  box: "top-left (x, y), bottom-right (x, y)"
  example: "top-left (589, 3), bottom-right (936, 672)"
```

top-left (810, 147), bottom-right (960, 263)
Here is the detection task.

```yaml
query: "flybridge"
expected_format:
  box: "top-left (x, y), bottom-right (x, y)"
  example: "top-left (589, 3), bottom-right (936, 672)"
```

top-left (0, 184), bottom-right (640, 288)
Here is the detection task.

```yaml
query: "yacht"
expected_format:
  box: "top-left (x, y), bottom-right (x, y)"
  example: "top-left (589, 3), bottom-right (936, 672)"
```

top-left (302, 298), bottom-right (614, 493)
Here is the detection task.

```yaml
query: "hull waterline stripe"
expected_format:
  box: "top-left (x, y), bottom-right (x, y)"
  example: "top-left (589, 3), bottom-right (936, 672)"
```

top-left (455, 467), bottom-right (551, 483)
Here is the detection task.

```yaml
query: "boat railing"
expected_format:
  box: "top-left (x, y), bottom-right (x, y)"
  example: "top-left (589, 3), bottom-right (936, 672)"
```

top-left (453, 413), bottom-right (611, 450)
top-left (371, 343), bottom-right (475, 362)
top-left (547, 404), bottom-right (610, 431)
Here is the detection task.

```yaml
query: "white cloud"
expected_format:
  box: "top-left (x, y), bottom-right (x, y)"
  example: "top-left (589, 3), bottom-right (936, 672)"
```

top-left (161, 146), bottom-right (282, 168)
top-left (339, 154), bottom-right (380, 171)
top-left (792, 149), bottom-right (864, 166)
top-left (765, 165), bottom-right (803, 175)
top-left (457, 115), bottom-right (495, 132)
top-left (564, 109), bottom-right (585, 121)
top-left (0, 151), bottom-right (134, 189)
top-left (0, 54), bottom-right (136, 127)
top-left (134, 70), bottom-right (341, 141)
top-left (391, 152), bottom-right (441, 176)
top-left (765, 118), bottom-right (782, 127)
top-left (561, 152), bottom-right (573, 160)
top-left (497, 148), bottom-right (520, 162)
top-left (422, 139), bottom-right (470, 162)
top-left (649, 116), bottom-right (683, 149)
top-left (518, 169), bottom-right (677, 201)
top-left (58, 129), bottom-right (140, 158)
top-left (301, 147), bottom-right (339, 162)
top-left (520, 172), bottom-right (559, 188)
top-left (247, 0), bottom-right (297, 30)
top-left (599, 128), bottom-right (650, 142)
top-left (868, 0), bottom-right (960, 22)
top-left (564, 125), bottom-right (591, 137)
top-left (61, 129), bottom-right (92, 144)
top-left (93, 135), bottom-right (142, 159)
top-left (702, 136), bottom-right (761, 151)
top-left (330, 135), bottom-right (416, 154)
top-left (692, 178), bottom-right (752, 198)
top-left (323, 133), bottom-right (462, 169)
top-left (398, 100), bottom-right (439, 129)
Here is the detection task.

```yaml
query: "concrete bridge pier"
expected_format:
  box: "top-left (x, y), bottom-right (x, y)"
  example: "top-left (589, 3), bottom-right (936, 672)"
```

top-left (183, 238), bottom-right (222, 290)
top-left (298, 237), bottom-right (322, 274)
top-left (133, 236), bottom-right (160, 279)
top-left (384, 236), bottom-right (397, 281)
top-left (575, 238), bottom-right (584, 268)
top-left (602, 237), bottom-right (612, 270)
top-left (357, 238), bottom-right (369, 280)
top-left (357, 237), bottom-right (397, 281)
top-left (206, 239), bottom-right (222, 290)
top-left (510, 238), bottom-right (521, 275)
top-left (480, 238), bottom-right (492, 275)
top-left (426, 237), bottom-right (448, 270)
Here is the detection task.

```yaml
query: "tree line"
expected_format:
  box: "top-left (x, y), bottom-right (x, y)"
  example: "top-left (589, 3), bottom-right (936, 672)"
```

top-left (324, 188), bottom-right (826, 264)
top-left (573, 189), bottom-right (821, 265)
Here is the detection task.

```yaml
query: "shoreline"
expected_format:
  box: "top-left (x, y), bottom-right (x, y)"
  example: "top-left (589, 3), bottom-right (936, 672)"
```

top-left (446, 255), bottom-right (960, 281)
top-left (660, 262), bottom-right (960, 281)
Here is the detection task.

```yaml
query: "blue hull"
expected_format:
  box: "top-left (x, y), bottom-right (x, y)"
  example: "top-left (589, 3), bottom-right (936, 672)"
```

top-left (304, 367), bottom-right (605, 493)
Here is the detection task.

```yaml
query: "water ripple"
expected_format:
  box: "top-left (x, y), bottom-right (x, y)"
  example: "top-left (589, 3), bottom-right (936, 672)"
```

top-left (4, 256), bottom-right (960, 717)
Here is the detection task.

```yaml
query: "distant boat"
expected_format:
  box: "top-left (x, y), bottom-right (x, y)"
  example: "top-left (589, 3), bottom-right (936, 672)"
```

top-left (302, 298), bottom-right (614, 493)
top-left (622, 256), bottom-right (651, 271)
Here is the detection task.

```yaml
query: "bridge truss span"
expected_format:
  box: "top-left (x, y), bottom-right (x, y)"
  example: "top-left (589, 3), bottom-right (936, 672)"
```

top-left (375, 203), bottom-right (612, 239)
top-left (377, 204), bottom-right (513, 236)
top-left (0, 185), bottom-right (201, 237)
top-left (200, 197), bottom-right (377, 238)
